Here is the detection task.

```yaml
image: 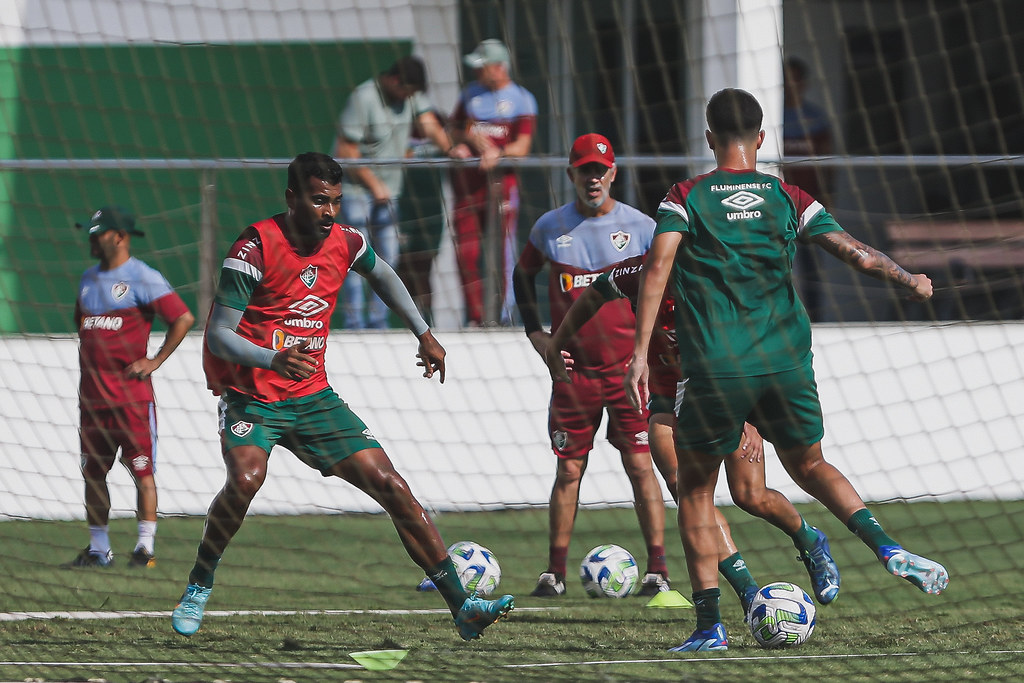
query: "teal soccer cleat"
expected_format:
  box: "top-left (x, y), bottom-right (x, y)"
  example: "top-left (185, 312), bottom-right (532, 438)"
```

top-left (455, 593), bottom-right (514, 641)
top-left (800, 528), bottom-right (840, 604)
top-left (171, 583), bottom-right (212, 636)
top-left (880, 546), bottom-right (949, 595)
top-left (669, 623), bottom-right (728, 652)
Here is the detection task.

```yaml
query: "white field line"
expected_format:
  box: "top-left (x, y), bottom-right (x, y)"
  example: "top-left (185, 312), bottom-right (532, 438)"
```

top-left (502, 650), bottom-right (1024, 668)
top-left (0, 606), bottom-right (556, 622)
top-left (2, 650), bottom-right (1021, 672)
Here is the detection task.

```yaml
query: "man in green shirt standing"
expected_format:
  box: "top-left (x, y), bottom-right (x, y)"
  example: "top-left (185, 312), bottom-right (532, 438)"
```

top-left (626, 88), bottom-right (949, 652)
top-left (333, 56), bottom-right (453, 329)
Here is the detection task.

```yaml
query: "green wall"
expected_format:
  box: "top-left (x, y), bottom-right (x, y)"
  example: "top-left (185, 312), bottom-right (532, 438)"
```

top-left (0, 40), bottom-right (410, 333)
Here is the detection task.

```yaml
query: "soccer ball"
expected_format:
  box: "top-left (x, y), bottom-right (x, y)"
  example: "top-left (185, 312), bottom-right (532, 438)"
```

top-left (579, 544), bottom-right (640, 598)
top-left (747, 581), bottom-right (817, 648)
top-left (447, 541), bottom-right (501, 596)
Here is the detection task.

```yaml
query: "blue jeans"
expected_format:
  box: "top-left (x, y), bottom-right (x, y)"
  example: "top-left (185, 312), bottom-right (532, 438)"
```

top-left (340, 195), bottom-right (400, 329)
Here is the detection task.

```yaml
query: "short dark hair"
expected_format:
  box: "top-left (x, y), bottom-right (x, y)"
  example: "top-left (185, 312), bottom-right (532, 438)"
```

top-left (287, 152), bottom-right (343, 193)
top-left (387, 56), bottom-right (427, 93)
top-left (706, 88), bottom-right (763, 142)
top-left (784, 56), bottom-right (808, 82)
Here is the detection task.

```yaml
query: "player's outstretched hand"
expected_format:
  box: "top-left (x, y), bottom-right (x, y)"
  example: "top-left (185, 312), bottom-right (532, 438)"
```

top-left (739, 422), bottom-right (764, 463)
top-left (416, 329), bottom-right (446, 383)
top-left (124, 356), bottom-right (161, 381)
top-left (623, 355), bottom-right (649, 414)
top-left (271, 339), bottom-right (317, 381)
top-left (544, 345), bottom-right (574, 384)
top-left (908, 273), bottom-right (933, 302)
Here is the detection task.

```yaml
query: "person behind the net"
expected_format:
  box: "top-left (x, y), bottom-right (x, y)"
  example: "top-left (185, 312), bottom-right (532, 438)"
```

top-left (170, 152), bottom-right (513, 640)
top-left (449, 39), bottom-right (537, 326)
top-left (543, 253), bottom-right (844, 618)
top-left (625, 88), bottom-right (949, 652)
top-left (67, 206), bottom-right (195, 569)
top-left (511, 133), bottom-right (670, 598)
top-left (783, 56), bottom-right (834, 322)
top-left (332, 55), bottom-right (454, 330)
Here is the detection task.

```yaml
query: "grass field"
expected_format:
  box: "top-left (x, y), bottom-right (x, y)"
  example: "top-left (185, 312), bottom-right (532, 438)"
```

top-left (1, 501), bottom-right (1022, 682)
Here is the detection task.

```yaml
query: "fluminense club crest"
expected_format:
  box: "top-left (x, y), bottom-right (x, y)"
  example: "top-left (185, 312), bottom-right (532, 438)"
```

top-left (111, 281), bottom-right (130, 301)
top-left (610, 230), bottom-right (630, 251)
top-left (230, 421), bottom-right (253, 437)
top-left (299, 265), bottom-right (318, 289)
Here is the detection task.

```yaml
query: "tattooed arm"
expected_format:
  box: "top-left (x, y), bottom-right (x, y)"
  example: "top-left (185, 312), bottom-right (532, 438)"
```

top-left (810, 230), bottom-right (933, 302)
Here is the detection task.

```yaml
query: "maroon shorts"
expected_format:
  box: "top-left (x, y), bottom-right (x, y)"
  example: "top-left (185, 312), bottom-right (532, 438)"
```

top-left (80, 403), bottom-right (156, 478)
top-left (548, 371), bottom-right (650, 459)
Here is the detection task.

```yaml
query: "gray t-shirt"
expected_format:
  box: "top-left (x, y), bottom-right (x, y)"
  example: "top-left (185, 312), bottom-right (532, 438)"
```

top-left (337, 77), bottom-right (432, 200)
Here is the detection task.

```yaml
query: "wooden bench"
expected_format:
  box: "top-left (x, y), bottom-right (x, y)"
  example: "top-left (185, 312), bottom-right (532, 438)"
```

top-left (885, 220), bottom-right (1024, 274)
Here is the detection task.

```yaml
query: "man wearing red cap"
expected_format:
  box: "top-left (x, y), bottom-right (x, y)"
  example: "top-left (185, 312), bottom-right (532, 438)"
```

top-left (513, 134), bottom-right (670, 597)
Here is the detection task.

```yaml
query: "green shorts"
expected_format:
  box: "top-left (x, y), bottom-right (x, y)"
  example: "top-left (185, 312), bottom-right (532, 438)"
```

top-left (675, 363), bottom-right (825, 456)
top-left (218, 388), bottom-right (381, 474)
top-left (648, 392), bottom-right (677, 417)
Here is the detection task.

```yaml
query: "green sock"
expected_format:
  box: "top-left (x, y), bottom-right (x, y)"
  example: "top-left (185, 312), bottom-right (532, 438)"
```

top-left (692, 587), bottom-right (722, 630)
top-left (718, 552), bottom-right (758, 602)
top-left (187, 545), bottom-right (221, 589)
top-left (790, 517), bottom-right (820, 553)
top-left (847, 508), bottom-right (898, 555)
top-left (427, 557), bottom-right (469, 612)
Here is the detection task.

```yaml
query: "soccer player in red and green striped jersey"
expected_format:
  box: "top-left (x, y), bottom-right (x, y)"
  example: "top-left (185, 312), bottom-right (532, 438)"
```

top-left (171, 152), bottom-right (513, 641)
top-left (627, 89), bottom-right (948, 652)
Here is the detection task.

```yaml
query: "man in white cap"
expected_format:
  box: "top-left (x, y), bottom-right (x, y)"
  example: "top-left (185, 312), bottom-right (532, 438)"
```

top-left (449, 39), bottom-right (537, 326)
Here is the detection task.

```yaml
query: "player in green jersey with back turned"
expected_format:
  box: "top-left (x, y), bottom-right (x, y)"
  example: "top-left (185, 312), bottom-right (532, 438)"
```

top-left (626, 88), bottom-right (949, 652)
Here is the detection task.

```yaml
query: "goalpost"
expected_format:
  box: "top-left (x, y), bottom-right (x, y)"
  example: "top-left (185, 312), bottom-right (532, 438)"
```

top-left (0, 0), bottom-right (1022, 674)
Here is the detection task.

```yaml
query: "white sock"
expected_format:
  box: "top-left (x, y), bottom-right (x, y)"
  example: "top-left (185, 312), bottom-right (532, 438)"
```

top-left (136, 520), bottom-right (157, 554)
top-left (88, 525), bottom-right (111, 556)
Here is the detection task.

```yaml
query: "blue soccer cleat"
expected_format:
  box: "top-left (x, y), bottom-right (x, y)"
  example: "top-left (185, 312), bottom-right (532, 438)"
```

top-left (800, 527), bottom-right (840, 604)
top-left (171, 583), bottom-right (212, 636)
top-left (416, 577), bottom-right (438, 592)
top-left (669, 622), bottom-right (728, 652)
top-left (880, 545), bottom-right (949, 595)
top-left (454, 593), bottom-right (514, 641)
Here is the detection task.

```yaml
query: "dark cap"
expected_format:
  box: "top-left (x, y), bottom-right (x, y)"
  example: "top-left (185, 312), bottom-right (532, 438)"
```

top-left (569, 133), bottom-right (615, 168)
top-left (75, 206), bottom-right (145, 237)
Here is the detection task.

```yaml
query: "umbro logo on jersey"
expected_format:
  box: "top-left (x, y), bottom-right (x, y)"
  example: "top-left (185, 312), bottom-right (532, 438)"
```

top-left (556, 234), bottom-right (573, 248)
top-left (721, 190), bottom-right (764, 210)
top-left (362, 428), bottom-right (376, 439)
top-left (288, 294), bottom-right (330, 318)
top-left (721, 190), bottom-right (766, 222)
top-left (230, 421), bottom-right (253, 437)
top-left (610, 230), bottom-right (630, 251)
top-left (299, 265), bottom-right (318, 288)
top-left (111, 282), bottom-right (130, 301)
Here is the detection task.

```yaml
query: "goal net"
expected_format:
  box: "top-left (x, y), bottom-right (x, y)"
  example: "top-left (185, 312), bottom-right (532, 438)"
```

top-left (0, 0), bottom-right (1021, 679)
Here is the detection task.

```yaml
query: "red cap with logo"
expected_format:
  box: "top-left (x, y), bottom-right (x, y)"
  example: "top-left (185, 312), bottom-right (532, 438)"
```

top-left (569, 133), bottom-right (615, 168)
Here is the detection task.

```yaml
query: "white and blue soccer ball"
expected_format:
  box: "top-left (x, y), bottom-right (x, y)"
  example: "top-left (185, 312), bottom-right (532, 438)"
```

top-left (448, 541), bottom-right (501, 596)
top-left (747, 581), bottom-right (817, 648)
top-left (579, 544), bottom-right (640, 598)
